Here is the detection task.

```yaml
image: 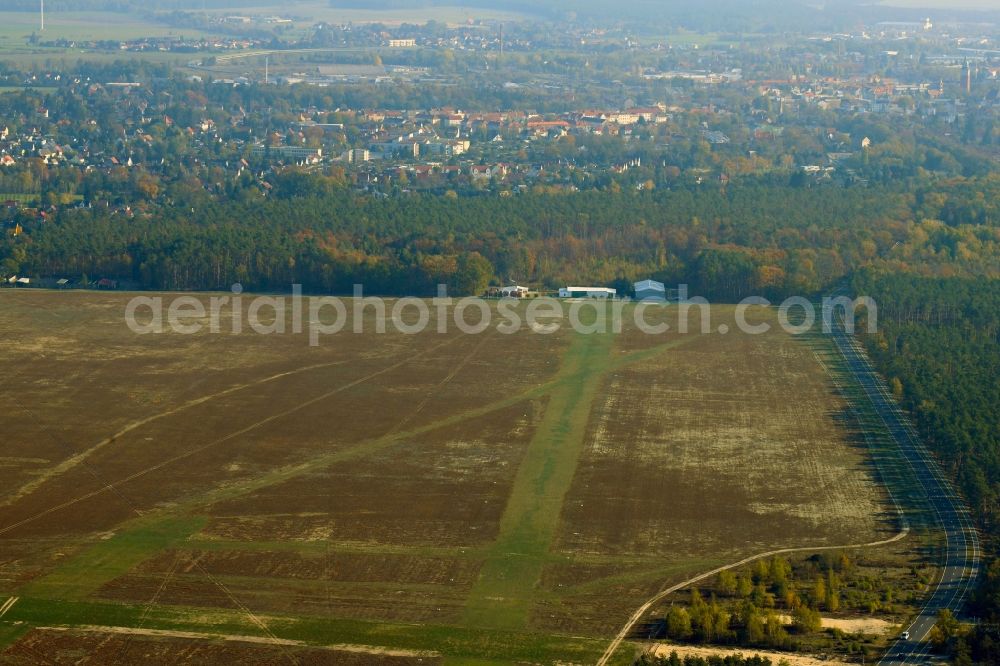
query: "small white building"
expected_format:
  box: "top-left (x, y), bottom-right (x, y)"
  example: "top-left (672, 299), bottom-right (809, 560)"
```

top-left (559, 286), bottom-right (617, 299)
top-left (634, 279), bottom-right (666, 301)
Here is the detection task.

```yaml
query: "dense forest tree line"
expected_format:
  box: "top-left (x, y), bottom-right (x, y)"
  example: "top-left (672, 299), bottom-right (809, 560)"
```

top-left (3, 178), bottom-right (1000, 295)
top-left (0, 177), bottom-right (1000, 301)
top-left (851, 271), bottom-right (1000, 665)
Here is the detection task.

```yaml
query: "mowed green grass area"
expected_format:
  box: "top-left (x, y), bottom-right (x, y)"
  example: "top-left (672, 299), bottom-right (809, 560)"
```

top-left (462, 326), bottom-right (718, 632)
top-left (0, 294), bottom-right (893, 664)
top-left (0, 11), bottom-right (214, 67)
top-left (186, 2), bottom-right (531, 43)
top-left (463, 331), bottom-right (617, 630)
top-left (0, 11), bottom-right (211, 44)
top-left (19, 516), bottom-right (207, 601)
top-left (0, 10), bottom-right (218, 64)
top-left (213, 2), bottom-right (530, 27)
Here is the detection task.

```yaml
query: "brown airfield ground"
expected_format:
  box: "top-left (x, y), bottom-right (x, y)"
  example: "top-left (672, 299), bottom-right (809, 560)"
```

top-left (0, 291), bottom-right (899, 664)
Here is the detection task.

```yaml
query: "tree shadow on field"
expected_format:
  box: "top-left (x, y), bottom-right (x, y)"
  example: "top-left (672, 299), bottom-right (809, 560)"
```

top-left (632, 618), bottom-right (667, 640)
top-left (795, 331), bottom-right (942, 585)
top-left (796, 331), bottom-right (937, 534)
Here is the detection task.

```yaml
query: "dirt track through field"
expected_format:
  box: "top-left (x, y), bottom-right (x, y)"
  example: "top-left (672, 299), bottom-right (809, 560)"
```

top-left (0, 338), bottom-right (458, 537)
top-left (5, 334), bottom-right (487, 664)
top-left (51, 624), bottom-right (440, 657)
top-left (1, 359), bottom-right (351, 509)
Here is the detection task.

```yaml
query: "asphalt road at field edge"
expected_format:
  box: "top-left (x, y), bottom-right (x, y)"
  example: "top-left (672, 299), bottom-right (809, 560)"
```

top-left (827, 300), bottom-right (981, 666)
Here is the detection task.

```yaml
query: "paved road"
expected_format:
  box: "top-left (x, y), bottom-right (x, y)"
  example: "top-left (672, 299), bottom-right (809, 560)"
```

top-left (827, 301), bottom-right (981, 665)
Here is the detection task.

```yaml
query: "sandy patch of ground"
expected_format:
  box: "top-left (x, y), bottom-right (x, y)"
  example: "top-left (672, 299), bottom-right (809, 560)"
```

top-left (45, 625), bottom-right (441, 658)
top-left (651, 643), bottom-right (852, 666)
top-left (775, 614), bottom-right (895, 636)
